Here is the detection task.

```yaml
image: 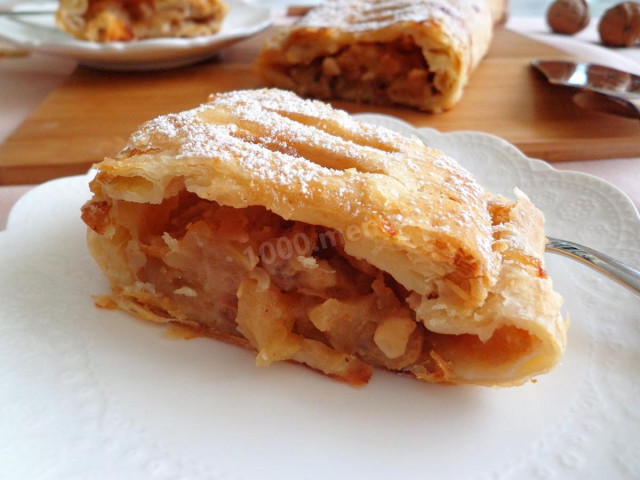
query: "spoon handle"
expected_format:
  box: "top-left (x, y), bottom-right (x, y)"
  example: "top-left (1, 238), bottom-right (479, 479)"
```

top-left (0, 10), bottom-right (55, 15)
top-left (546, 237), bottom-right (640, 296)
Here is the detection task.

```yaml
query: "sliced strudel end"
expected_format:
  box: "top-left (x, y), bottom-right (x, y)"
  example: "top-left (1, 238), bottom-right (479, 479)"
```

top-left (82, 88), bottom-right (567, 387)
top-left (255, 0), bottom-right (507, 112)
top-left (56, 0), bottom-right (228, 41)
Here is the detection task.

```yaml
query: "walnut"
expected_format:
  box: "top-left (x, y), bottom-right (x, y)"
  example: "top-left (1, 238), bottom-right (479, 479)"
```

top-left (598, 2), bottom-right (640, 47)
top-left (546, 0), bottom-right (591, 34)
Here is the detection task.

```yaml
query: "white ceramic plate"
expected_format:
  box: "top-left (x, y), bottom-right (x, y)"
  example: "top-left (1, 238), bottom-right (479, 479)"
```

top-left (0, 0), bottom-right (272, 70)
top-left (1, 117), bottom-right (639, 479)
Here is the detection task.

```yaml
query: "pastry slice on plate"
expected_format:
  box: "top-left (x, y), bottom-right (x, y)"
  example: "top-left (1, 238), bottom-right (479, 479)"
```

top-left (255, 0), bottom-right (507, 112)
top-left (56, 0), bottom-right (229, 41)
top-left (82, 88), bottom-right (567, 387)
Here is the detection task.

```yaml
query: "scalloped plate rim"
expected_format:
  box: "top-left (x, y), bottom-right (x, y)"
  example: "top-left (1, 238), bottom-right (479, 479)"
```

top-left (354, 113), bottom-right (640, 227)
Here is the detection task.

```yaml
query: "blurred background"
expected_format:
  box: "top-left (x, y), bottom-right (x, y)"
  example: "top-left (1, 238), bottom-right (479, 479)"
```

top-left (0, 1), bottom-right (627, 17)
top-left (251, 1), bottom-right (624, 17)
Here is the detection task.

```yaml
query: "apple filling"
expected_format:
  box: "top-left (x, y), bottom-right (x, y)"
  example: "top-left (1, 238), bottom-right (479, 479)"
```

top-left (285, 38), bottom-right (443, 109)
top-left (83, 189), bottom-right (537, 386)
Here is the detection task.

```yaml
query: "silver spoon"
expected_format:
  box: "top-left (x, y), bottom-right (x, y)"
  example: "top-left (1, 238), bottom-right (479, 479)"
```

top-left (546, 237), bottom-right (640, 296)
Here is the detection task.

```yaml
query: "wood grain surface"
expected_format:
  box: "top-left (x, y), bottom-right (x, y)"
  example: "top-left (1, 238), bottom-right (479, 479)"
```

top-left (0, 27), bottom-right (638, 185)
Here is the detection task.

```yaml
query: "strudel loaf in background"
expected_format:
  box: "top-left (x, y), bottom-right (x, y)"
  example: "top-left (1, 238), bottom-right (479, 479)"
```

top-left (255, 0), bottom-right (508, 112)
top-left (56, 0), bottom-right (228, 41)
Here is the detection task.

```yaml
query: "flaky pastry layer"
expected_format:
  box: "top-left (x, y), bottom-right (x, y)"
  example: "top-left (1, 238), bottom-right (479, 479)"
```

top-left (82, 88), bottom-right (567, 386)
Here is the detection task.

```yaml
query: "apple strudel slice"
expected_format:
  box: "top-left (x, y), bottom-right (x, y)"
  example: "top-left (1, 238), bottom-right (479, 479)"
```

top-left (56, 0), bottom-right (228, 42)
top-left (255, 0), bottom-right (506, 112)
top-left (81, 88), bottom-right (567, 387)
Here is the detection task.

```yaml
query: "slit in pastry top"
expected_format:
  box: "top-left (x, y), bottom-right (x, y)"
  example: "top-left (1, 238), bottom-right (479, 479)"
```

top-left (82, 88), bottom-right (567, 387)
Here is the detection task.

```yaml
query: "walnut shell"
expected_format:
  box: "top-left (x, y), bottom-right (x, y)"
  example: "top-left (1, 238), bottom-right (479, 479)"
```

top-left (598, 2), bottom-right (640, 47)
top-left (546, 0), bottom-right (591, 35)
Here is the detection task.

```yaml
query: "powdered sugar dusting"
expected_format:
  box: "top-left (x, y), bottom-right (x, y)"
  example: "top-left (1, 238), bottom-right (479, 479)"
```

top-left (299, 0), bottom-right (480, 34)
top-left (213, 89), bottom-right (415, 158)
top-left (131, 105), bottom-right (334, 197)
top-left (119, 88), bottom-right (496, 272)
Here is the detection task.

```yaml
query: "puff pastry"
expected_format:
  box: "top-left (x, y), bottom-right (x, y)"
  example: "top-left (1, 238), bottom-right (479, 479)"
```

top-left (82, 88), bottom-right (567, 387)
top-left (56, 0), bottom-right (228, 41)
top-left (255, 0), bottom-right (506, 112)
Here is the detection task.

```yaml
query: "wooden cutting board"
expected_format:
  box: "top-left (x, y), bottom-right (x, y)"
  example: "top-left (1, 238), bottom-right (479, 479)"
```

top-left (0, 28), bottom-right (638, 185)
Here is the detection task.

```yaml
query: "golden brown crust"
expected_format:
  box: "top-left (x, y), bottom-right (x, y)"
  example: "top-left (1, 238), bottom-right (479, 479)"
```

top-left (56, 0), bottom-right (228, 41)
top-left (91, 88), bottom-right (500, 309)
top-left (255, 0), bottom-right (503, 112)
top-left (83, 88), bottom-right (567, 387)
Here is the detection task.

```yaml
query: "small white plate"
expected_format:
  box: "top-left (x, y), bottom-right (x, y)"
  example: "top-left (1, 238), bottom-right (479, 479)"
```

top-left (0, 0), bottom-right (272, 70)
top-left (1, 118), bottom-right (639, 479)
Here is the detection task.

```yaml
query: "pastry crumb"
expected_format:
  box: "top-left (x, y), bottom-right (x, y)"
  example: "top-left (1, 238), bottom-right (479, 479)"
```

top-left (92, 295), bottom-right (117, 310)
top-left (164, 324), bottom-right (200, 340)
